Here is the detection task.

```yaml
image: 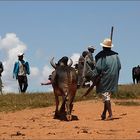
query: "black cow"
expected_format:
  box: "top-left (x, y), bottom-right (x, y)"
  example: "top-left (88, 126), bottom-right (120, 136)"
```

top-left (132, 65), bottom-right (140, 84)
top-left (50, 57), bottom-right (77, 121)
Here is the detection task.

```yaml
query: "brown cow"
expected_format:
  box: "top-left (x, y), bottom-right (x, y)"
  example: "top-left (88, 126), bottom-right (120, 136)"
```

top-left (50, 57), bottom-right (77, 121)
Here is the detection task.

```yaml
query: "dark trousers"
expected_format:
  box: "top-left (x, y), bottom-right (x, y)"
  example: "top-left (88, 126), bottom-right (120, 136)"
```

top-left (17, 75), bottom-right (28, 93)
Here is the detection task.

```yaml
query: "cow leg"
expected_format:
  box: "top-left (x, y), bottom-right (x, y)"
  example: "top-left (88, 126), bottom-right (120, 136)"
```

top-left (54, 95), bottom-right (59, 119)
top-left (133, 77), bottom-right (135, 84)
top-left (136, 77), bottom-right (138, 84)
top-left (133, 74), bottom-right (135, 84)
top-left (59, 95), bottom-right (66, 114)
top-left (65, 94), bottom-right (73, 121)
top-left (138, 76), bottom-right (140, 83)
top-left (66, 102), bottom-right (72, 121)
top-left (136, 75), bottom-right (140, 84)
top-left (69, 95), bottom-right (75, 113)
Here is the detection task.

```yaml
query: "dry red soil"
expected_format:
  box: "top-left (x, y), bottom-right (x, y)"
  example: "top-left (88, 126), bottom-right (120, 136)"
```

top-left (0, 99), bottom-right (140, 139)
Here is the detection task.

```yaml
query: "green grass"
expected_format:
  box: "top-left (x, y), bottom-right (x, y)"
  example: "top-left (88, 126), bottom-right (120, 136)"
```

top-left (0, 84), bottom-right (140, 112)
top-left (115, 101), bottom-right (140, 106)
top-left (0, 92), bottom-right (55, 112)
top-left (113, 84), bottom-right (140, 99)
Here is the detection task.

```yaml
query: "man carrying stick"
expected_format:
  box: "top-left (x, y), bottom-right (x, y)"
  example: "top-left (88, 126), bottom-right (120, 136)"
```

top-left (83, 27), bottom-right (121, 120)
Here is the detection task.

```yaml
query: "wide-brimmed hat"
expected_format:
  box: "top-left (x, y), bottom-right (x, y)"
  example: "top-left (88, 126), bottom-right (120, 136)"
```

top-left (18, 52), bottom-right (24, 57)
top-left (100, 38), bottom-right (114, 48)
top-left (88, 46), bottom-right (96, 51)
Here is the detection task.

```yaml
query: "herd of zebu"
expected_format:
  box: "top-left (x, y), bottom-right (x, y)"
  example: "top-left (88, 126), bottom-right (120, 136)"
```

top-left (49, 56), bottom-right (140, 121)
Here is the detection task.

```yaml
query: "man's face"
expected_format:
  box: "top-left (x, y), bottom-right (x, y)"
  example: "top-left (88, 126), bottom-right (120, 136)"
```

top-left (90, 49), bottom-right (95, 53)
top-left (18, 55), bottom-right (23, 61)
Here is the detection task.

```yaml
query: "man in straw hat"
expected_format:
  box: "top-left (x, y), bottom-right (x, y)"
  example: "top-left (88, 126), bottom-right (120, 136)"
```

top-left (86, 38), bottom-right (121, 120)
top-left (13, 53), bottom-right (30, 93)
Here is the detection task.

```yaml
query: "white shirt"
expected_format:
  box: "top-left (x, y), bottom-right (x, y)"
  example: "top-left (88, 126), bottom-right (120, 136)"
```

top-left (18, 61), bottom-right (26, 76)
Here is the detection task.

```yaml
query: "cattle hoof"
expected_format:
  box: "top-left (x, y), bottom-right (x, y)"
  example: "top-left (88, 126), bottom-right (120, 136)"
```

top-left (54, 112), bottom-right (59, 119)
top-left (59, 110), bottom-right (66, 115)
top-left (53, 115), bottom-right (58, 119)
top-left (66, 114), bottom-right (72, 121)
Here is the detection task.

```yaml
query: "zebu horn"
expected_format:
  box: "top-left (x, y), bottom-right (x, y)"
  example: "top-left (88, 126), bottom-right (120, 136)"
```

top-left (50, 57), bottom-right (56, 69)
top-left (68, 58), bottom-right (73, 67)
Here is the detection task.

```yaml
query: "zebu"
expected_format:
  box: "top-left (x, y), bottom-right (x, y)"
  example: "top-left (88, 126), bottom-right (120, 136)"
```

top-left (50, 57), bottom-right (77, 121)
top-left (132, 66), bottom-right (140, 84)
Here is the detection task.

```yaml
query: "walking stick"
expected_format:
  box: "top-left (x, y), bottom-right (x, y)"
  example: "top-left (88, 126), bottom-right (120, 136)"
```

top-left (110, 26), bottom-right (114, 42)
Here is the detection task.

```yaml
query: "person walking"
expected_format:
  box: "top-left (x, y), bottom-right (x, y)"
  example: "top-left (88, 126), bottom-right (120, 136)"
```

top-left (13, 53), bottom-right (30, 93)
top-left (87, 46), bottom-right (96, 70)
top-left (87, 38), bottom-right (121, 120)
top-left (0, 61), bottom-right (4, 94)
top-left (77, 51), bottom-right (89, 87)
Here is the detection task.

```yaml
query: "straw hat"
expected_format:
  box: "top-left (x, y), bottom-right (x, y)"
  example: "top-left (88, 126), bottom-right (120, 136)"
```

top-left (100, 38), bottom-right (113, 48)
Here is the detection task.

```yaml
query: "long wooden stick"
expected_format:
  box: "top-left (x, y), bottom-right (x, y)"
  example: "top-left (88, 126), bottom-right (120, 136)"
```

top-left (110, 26), bottom-right (114, 41)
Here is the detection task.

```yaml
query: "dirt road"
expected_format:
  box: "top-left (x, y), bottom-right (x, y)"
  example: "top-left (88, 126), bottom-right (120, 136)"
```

top-left (0, 99), bottom-right (140, 139)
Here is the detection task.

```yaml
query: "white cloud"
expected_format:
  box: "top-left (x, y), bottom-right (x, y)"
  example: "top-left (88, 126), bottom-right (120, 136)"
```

top-left (2, 82), bottom-right (19, 93)
top-left (41, 65), bottom-right (53, 82)
top-left (40, 53), bottom-right (80, 83)
top-left (30, 67), bottom-right (40, 77)
top-left (0, 33), bottom-right (81, 94)
top-left (35, 48), bottom-right (45, 59)
top-left (70, 53), bottom-right (80, 66)
top-left (0, 33), bottom-right (20, 50)
top-left (0, 33), bottom-right (27, 93)
top-left (0, 33), bottom-right (54, 94)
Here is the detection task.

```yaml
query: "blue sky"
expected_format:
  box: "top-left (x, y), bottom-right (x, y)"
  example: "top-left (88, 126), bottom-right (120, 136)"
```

top-left (0, 1), bottom-right (140, 93)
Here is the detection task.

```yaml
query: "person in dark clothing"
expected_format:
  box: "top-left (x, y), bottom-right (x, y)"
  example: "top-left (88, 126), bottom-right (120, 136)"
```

top-left (87, 46), bottom-right (96, 70)
top-left (77, 51), bottom-right (89, 87)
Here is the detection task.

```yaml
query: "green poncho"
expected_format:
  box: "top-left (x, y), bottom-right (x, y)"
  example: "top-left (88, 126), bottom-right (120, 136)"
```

top-left (87, 49), bottom-right (121, 94)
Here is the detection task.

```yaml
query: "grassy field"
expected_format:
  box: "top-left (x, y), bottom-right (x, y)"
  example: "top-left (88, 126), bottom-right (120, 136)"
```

top-left (0, 84), bottom-right (140, 112)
